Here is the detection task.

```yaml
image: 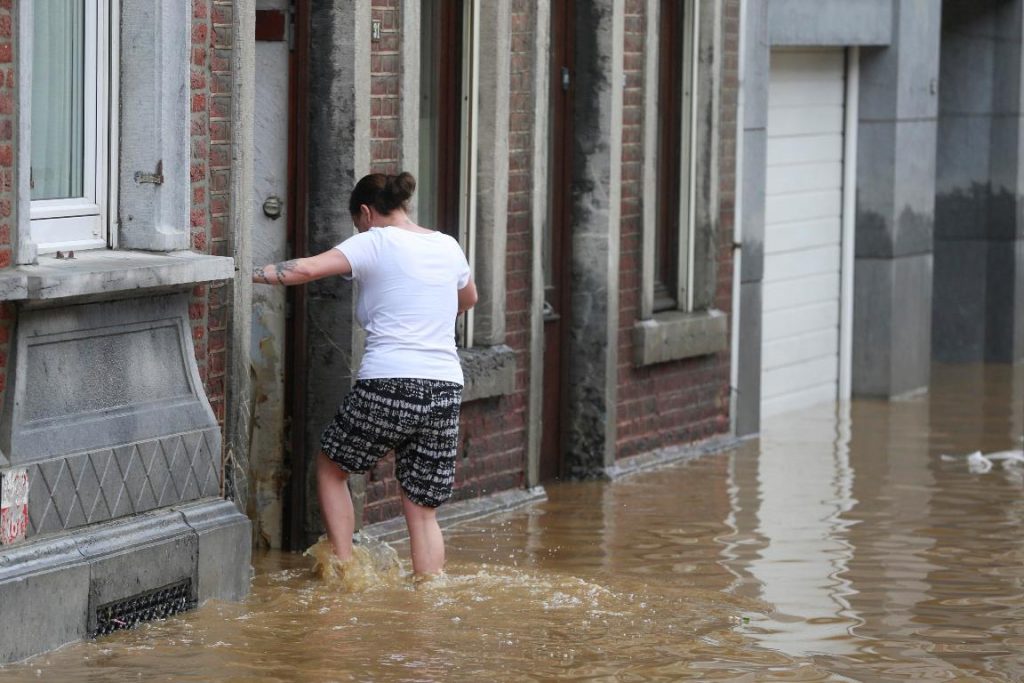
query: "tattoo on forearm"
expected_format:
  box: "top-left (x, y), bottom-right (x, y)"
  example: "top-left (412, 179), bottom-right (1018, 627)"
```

top-left (272, 259), bottom-right (300, 285)
top-left (253, 266), bottom-right (268, 283)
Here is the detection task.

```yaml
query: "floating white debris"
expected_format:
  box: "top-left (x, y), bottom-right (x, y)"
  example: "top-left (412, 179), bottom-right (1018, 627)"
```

top-left (986, 450), bottom-right (1024, 466)
top-left (947, 449), bottom-right (1024, 473)
top-left (967, 451), bottom-right (993, 473)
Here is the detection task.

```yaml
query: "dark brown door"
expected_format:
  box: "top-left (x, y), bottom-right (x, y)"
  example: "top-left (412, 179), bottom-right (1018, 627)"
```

top-left (284, 0), bottom-right (311, 551)
top-left (540, 1), bottom-right (574, 482)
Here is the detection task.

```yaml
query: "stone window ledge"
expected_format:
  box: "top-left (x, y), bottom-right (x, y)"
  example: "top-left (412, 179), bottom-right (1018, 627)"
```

top-left (0, 250), bottom-right (235, 304)
top-left (458, 344), bottom-right (517, 403)
top-left (633, 308), bottom-right (728, 366)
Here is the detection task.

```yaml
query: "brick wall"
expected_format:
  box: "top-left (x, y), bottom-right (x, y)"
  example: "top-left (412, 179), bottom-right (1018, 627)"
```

top-left (615, 0), bottom-right (738, 459)
top-left (363, 0), bottom-right (406, 522)
top-left (0, 0), bottom-right (13, 423)
top-left (371, 0), bottom-right (401, 175)
top-left (362, 0), bottom-right (534, 523)
top-left (190, 0), bottom-right (232, 425)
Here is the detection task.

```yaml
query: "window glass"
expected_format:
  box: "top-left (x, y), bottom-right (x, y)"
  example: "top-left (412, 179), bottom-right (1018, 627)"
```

top-left (653, 0), bottom-right (698, 313)
top-left (32, 0), bottom-right (87, 201)
top-left (654, 0), bottom-right (683, 311)
top-left (28, 0), bottom-right (109, 254)
top-left (418, 3), bottom-right (440, 231)
top-left (418, 0), bottom-right (464, 239)
top-left (419, 0), bottom-right (478, 345)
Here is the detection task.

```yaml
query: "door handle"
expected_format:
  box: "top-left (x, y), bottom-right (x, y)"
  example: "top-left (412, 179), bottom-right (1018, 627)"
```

top-left (262, 195), bottom-right (283, 219)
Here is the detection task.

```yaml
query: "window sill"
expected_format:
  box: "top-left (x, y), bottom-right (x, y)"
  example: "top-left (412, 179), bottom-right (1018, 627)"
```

top-left (633, 308), bottom-right (728, 366)
top-left (458, 344), bottom-right (517, 403)
top-left (0, 250), bottom-right (235, 304)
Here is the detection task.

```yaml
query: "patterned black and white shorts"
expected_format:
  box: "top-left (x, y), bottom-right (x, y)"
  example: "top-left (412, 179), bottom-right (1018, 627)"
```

top-left (320, 378), bottom-right (462, 508)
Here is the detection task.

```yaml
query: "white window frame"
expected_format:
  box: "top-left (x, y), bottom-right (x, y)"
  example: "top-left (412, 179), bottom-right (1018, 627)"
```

top-left (633, 0), bottom-right (727, 367)
top-left (643, 0), bottom-right (701, 317)
top-left (675, 0), bottom-right (699, 312)
top-left (416, 0), bottom-right (479, 346)
top-left (27, 0), bottom-right (116, 255)
top-left (459, 0), bottom-right (480, 347)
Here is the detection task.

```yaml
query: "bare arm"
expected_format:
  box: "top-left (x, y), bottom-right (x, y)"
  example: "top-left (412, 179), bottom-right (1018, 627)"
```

top-left (457, 277), bottom-right (478, 314)
top-left (252, 248), bottom-right (352, 286)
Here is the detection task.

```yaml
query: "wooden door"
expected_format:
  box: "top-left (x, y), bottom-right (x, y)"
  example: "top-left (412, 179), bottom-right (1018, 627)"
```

top-left (540, 0), bottom-right (574, 481)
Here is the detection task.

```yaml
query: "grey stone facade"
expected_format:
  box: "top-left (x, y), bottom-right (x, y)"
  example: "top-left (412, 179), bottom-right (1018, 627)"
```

top-left (0, 260), bottom-right (249, 663)
top-left (735, 0), bottom-right (1024, 436)
top-left (934, 0), bottom-right (1024, 363)
top-left (0, 0), bottom-right (254, 664)
top-left (564, 0), bottom-right (624, 477)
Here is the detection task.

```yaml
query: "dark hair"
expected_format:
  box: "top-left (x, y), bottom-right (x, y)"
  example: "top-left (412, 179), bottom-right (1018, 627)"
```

top-left (349, 172), bottom-right (416, 216)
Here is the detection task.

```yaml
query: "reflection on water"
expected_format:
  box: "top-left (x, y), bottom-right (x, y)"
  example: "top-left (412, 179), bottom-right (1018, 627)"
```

top-left (1, 364), bottom-right (1022, 681)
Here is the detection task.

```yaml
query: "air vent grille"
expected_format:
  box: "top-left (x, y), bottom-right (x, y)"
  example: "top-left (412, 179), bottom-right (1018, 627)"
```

top-left (93, 579), bottom-right (195, 637)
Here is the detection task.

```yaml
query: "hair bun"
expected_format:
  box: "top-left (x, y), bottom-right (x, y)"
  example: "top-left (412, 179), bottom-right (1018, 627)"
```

top-left (390, 172), bottom-right (416, 202)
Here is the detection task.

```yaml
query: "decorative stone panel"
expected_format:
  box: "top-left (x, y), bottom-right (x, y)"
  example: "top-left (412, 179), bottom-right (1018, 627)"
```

top-left (2, 294), bottom-right (218, 463)
top-left (25, 429), bottom-right (221, 538)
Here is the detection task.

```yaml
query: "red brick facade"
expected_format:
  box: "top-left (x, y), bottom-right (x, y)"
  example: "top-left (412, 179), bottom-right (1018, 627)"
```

top-left (190, 0), bottom-right (233, 425)
top-left (361, 1), bottom-right (536, 524)
top-left (360, 0), bottom-right (740, 519)
top-left (2, 0), bottom-right (739, 525)
top-left (615, 0), bottom-right (738, 459)
top-left (371, 0), bottom-right (401, 175)
top-left (0, 1), bottom-right (13, 424)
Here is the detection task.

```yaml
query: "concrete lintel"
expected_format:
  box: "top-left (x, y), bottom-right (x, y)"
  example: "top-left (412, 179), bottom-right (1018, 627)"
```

top-left (459, 344), bottom-right (517, 403)
top-left (633, 309), bottom-right (728, 366)
top-left (0, 251), bottom-right (234, 304)
top-left (768, 0), bottom-right (893, 47)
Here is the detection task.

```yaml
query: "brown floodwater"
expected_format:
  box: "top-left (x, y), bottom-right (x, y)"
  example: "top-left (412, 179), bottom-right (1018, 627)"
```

top-left (1, 363), bottom-right (1022, 681)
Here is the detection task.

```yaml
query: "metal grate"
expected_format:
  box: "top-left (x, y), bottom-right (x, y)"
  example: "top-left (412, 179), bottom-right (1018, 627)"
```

top-left (92, 579), bottom-right (196, 637)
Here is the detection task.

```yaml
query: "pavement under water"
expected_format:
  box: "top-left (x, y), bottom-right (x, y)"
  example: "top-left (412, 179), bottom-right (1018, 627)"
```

top-left (2, 363), bottom-right (1022, 681)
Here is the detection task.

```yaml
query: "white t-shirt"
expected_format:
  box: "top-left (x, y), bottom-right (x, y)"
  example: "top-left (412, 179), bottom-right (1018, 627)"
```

top-left (335, 226), bottom-right (471, 385)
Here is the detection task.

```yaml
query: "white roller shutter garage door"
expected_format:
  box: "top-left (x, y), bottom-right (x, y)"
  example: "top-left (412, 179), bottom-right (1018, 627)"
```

top-left (762, 49), bottom-right (850, 417)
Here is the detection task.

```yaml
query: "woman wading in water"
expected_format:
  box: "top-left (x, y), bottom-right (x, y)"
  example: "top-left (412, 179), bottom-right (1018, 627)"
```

top-left (252, 172), bottom-right (477, 577)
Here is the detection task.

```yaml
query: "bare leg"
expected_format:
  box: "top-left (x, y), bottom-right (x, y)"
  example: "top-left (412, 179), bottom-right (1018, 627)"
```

top-left (401, 489), bottom-right (445, 576)
top-left (316, 450), bottom-right (354, 562)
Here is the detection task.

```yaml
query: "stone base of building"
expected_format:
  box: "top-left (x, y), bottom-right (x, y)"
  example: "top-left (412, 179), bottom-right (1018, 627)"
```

top-left (0, 498), bottom-right (250, 665)
top-left (605, 435), bottom-right (742, 480)
top-left (362, 486), bottom-right (548, 544)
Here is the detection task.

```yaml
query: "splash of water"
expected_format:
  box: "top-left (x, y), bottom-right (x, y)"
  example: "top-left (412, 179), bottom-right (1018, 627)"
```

top-left (304, 535), bottom-right (404, 592)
